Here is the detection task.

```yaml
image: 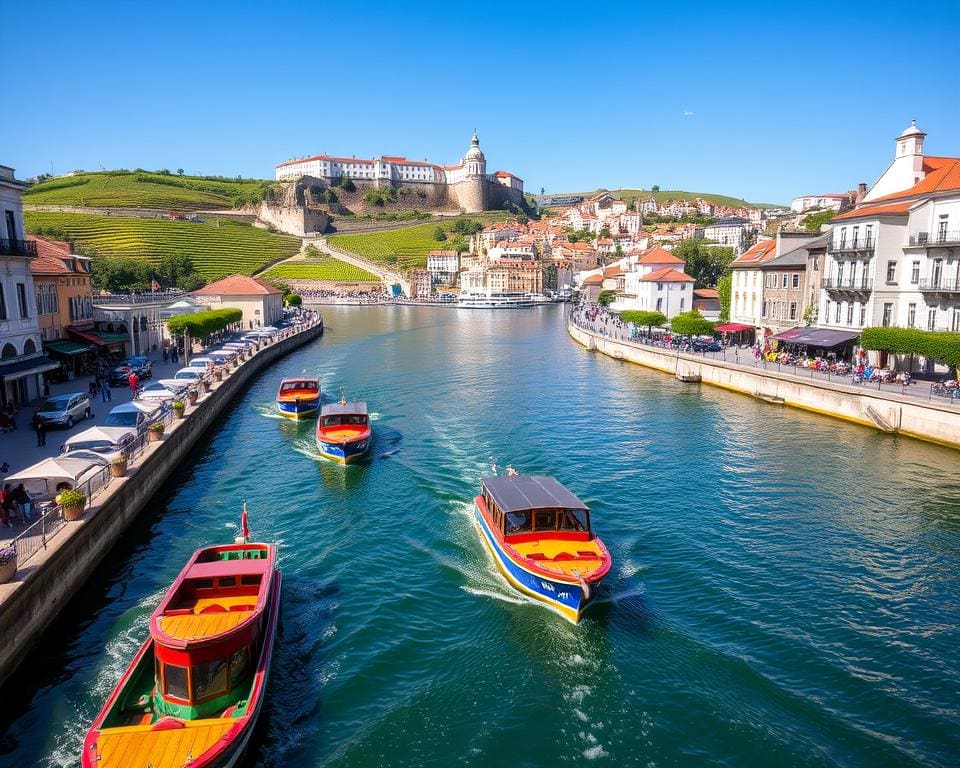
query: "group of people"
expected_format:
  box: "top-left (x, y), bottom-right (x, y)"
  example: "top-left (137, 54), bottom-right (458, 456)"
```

top-left (0, 483), bottom-right (31, 527)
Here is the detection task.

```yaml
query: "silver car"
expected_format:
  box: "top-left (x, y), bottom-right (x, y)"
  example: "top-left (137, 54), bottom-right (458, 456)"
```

top-left (35, 392), bottom-right (92, 429)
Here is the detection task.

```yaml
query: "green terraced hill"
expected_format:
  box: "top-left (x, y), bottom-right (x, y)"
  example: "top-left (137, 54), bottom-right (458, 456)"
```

top-left (25, 211), bottom-right (301, 278)
top-left (543, 189), bottom-right (784, 209)
top-left (23, 171), bottom-right (272, 211)
top-left (328, 212), bottom-right (510, 270)
top-left (263, 260), bottom-right (379, 282)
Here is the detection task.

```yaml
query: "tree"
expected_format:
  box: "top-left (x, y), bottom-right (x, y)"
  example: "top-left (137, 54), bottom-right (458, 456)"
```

top-left (448, 235), bottom-right (468, 253)
top-left (540, 186), bottom-right (545, 196)
top-left (156, 253), bottom-right (202, 290)
top-left (284, 293), bottom-right (302, 307)
top-left (91, 258), bottom-right (153, 293)
top-left (434, 226), bottom-right (448, 242)
top-left (717, 272), bottom-right (732, 321)
top-left (620, 310), bottom-right (666, 335)
top-left (670, 310), bottom-right (715, 337)
top-left (598, 289), bottom-right (617, 308)
top-left (599, 225), bottom-right (611, 239)
top-left (340, 176), bottom-right (356, 192)
top-left (802, 209), bottom-right (836, 232)
top-left (176, 168), bottom-right (185, 176)
top-left (672, 239), bottom-right (735, 288)
top-left (651, 185), bottom-right (660, 193)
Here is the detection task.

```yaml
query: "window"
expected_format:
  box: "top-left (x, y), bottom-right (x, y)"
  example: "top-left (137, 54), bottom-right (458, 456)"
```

top-left (782, 273), bottom-right (788, 288)
top-left (789, 302), bottom-right (797, 321)
top-left (882, 303), bottom-right (893, 327)
top-left (835, 303), bottom-right (842, 323)
top-left (656, 298), bottom-right (663, 312)
top-left (193, 658), bottom-right (229, 702)
top-left (163, 664), bottom-right (189, 700)
top-left (860, 304), bottom-right (866, 326)
top-left (762, 300), bottom-right (767, 317)
top-left (932, 258), bottom-right (943, 286)
top-left (837, 262), bottom-right (844, 283)
top-left (953, 309), bottom-right (960, 332)
top-left (928, 308), bottom-right (937, 331)
top-left (846, 304), bottom-right (853, 324)
top-left (16, 283), bottom-right (28, 318)
top-left (792, 274), bottom-right (799, 289)
top-left (558, 508), bottom-right (588, 531)
top-left (230, 646), bottom-right (252, 685)
top-left (825, 300), bottom-right (831, 322)
top-left (534, 510), bottom-right (556, 531)
top-left (852, 226), bottom-right (860, 248)
top-left (839, 228), bottom-right (847, 248)
top-left (679, 297), bottom-right (685, 311)
top-left (911, 261), bottom-right (920, 284)
top-left (886, 261), bottom-right (897, 284)
top-left (505, 510), bottom-right (532, 534)
top-left (938, 215), bottom-right (948, 242)
top-left (811, 255), bottom-right (819, 270)
top-left (35, 293), bottom-right (42, 315)
top-left (908, 303), bottom-right (916, 327)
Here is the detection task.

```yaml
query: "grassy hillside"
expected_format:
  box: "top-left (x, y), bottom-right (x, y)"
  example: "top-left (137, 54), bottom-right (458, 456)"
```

top-left (328, 212), bottom-right (510, 270)
top-left (23, 171), bottom-right (272, 211)
top-left (25, 211), bottom-right (301, 277)
top-left (543, 188), bottom-right (784, 209)
top-left (263, 260), bottom-right (378, 282)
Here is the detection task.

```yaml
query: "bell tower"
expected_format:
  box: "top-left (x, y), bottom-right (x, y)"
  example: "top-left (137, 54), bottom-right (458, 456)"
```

top-left (863, 119), bottom-right (928, 202)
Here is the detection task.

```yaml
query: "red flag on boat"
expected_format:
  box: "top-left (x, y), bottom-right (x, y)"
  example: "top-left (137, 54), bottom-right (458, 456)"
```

top-left (241, 503), bottom-right (250, 540)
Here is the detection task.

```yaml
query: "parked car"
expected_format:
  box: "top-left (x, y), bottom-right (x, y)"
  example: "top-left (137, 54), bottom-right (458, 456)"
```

top-left (110, 357), bottom-right (153, 385)
top-left (138, 381), bottom-right (190, 403)
top-left (173, 367), bottom-right (205, 383)
top-left (61, 426), bottom-right (137, 462)
top-left (34, 392), bottom-right (92, 429)
top-left (103, 401), bottom-right (166, 432)
top-left (693, 340), bottom-right (722, 352)
top-left (187, 356), bottom-right (214, 370)
top-left (205, 349), bottom-right (237, 364)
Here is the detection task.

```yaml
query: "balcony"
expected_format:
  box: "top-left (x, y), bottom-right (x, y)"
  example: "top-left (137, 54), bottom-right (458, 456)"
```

top-left (827, 239), bottom-right (874, 255)
top-left (909, 231), bottom-right (960, 247)
top-left (822, 277), bottom-right (873, 293)
top-left (918, 277), bottom-right (960, 294)
top-left (0, 239), bottom-right (38, 257)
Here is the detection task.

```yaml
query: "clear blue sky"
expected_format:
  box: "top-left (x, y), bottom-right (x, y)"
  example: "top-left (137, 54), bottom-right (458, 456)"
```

top-left (6, 0), bottom-right (960, 204)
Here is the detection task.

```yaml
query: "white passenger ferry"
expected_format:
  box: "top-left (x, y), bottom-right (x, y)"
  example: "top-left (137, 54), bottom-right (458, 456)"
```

top-left (457, 290), bottom-right (536, 308)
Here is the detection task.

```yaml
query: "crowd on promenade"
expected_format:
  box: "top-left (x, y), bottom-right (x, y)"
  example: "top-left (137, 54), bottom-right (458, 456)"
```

top-left (570, 303), bottom-right (957, 404)
top-left (300, 288), bottom-right (389, 304)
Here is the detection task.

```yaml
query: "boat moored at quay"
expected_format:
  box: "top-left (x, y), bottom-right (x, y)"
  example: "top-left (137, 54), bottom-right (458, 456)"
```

top-left (473, 474), bottom-right (611, 623)
top-left (457, 289), bottom-right (535, 308)
top-left (82, 529), bottom-right (281, 768)
top-left (275, 376), bottom-right (321, 420)
top-left (315, 394), bottom-right (372, 464)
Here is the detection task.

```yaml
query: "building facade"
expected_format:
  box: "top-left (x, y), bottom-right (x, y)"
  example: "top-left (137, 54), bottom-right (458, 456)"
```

top-left (790, 194), bottom-right (848, 213)
top-left (193, 275), bottom-right (284, 329)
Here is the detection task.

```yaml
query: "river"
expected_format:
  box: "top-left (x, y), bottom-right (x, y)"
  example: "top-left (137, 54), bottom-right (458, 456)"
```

top-left (1, 305), bottom-right (958, 767)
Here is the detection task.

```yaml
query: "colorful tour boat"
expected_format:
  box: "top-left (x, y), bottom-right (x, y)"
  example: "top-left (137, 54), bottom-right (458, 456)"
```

top-left (275, 376), bottom-right (321, 420)
top-left (82, 512), bottom-right (281, 768)
top-left (473, 474), bottom-right (611, 623)
top-left (315, 392), bottom-right (371, 464)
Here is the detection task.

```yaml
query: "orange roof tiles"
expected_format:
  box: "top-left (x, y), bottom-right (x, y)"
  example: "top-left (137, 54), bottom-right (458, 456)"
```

top-left (582, 274), bottom-right (604, 285)
top-left (731, 239), bottom-right (777, 266)
top-left (866, 156), bottom-right (960, 203)
top-left (639, 267), bottom-right (695, 283)
top-left (694, 288), bottom-right (720, 298)
top-left (193, 275), bottom-right (282, 296)
top-left (831, 200), bottom-right (914, 221)
top-left (637, 246), bottom-right (684, 265)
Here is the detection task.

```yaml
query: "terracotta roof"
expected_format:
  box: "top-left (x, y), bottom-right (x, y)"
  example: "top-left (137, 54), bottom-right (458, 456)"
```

top-left (731, 239), bottom-right (777, 266)
top-left (193, 275), bottom-right (282, 296)
top-left (603, 265), bottom-right (623, 278)
top-left (831, 200), bottom-right (914, 221)
top-left (639, 267), bottom-right (695, 283)
top-left (494, 170), bottom-right (524, 182)
top-left (27, 236), bottom-right (81, 275)
top-left (694, 288), bottom-right (719, 298)
top-left (582, 274), bottom-right (604, 285)
top-left (637, 246), bottom-right (685, 265)
top-left (865, 156), bottom-right (960, 203)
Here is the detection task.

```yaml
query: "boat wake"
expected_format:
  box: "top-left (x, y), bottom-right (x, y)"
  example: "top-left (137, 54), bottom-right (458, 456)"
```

top-left (459, 585), bottom-right (528, 607)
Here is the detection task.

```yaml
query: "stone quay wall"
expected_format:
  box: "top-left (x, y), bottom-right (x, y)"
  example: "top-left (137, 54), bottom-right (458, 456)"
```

top-left (0, 321), bottom-right (324, 687)
top-left (568, 321), bottom-right (960, 451)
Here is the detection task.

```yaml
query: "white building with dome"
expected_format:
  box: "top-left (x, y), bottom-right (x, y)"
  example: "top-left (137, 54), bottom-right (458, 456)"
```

top-left (274, 133), bottom-right (524, 213)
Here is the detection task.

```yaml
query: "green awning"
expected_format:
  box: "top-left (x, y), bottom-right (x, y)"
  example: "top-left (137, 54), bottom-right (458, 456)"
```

top-left (44, 340), bottom-right (95, 356)
top-left (98, 333), bottom-right (130, 343)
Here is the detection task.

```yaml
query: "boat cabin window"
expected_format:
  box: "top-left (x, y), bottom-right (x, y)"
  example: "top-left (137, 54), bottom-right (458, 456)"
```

top-left (193, 658), bottom-right (229, 702)
top-left (281, 381), bottom-right (318, 392)
top-left (534, 509), bottom-right (556, 531)
top-left (322, 414), bottom-right (368, 427)
top-left (230, 645), bottom-right (251, 685)
top-left (219, 576), bottom-right (236, 588)
top-left (191, 578), bottom-right (214, 589)
top-left (559, 508), bottom-right (589, 532)
top-left (163, 663), bottom-right (189, 701)
top-left (505, 510), bottom-right (532, 535)
top-left (241, 575), bottom-right (261, 586)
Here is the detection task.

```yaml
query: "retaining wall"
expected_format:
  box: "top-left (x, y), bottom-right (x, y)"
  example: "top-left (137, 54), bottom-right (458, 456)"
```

top-left (568, 322), bottom-right (960, 450)
top-left (0, 322), bottom-right (323, 687)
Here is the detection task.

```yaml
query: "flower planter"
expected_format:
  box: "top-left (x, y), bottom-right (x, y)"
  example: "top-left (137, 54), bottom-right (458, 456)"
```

top-left (110, 460), bottom-right (127, 478)
top-left (187, 391), bottom-right (198, 406)
top-left (173, 405), bottom-right (185, 419)
top-left (214, 370), bottom-right (223, 382)
top-left (148, 429), bottom-right (163, 443)
top-left (63, 503), bottom-right (84, 522)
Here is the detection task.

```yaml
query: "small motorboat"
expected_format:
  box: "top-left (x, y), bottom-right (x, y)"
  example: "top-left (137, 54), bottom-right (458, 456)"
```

top-left (276, 376), bottom-right (321, 420)
top-left (82, 509), bottom-right (281, 768)
top-left (473, 474), bottom-right (611, 624)
top-left (315, 391), bottom-right (371, 464)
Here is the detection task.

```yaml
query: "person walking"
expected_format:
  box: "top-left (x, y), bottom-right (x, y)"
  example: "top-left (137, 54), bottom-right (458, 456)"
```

top-left (101, 378), bottom-right (111, 403)
top-left (12, 483), bottom-right (29, 522)
top-left (33, 412), bottom-right (46, 447)
top-left (162, 346), bottom-right (169, 364)
top-left (128, 371), bottom-right (139, 398)
top-left (0, 484), bottom-right (11, 527)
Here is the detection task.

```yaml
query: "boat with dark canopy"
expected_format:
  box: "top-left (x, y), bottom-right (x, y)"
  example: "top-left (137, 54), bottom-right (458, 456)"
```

top-left (472, 474), bottom-right (611, 623)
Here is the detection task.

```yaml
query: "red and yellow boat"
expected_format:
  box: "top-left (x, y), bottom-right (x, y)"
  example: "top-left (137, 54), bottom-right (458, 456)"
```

top-left (315, 392), bottom-right (371, 464)
top-left (473, 474), bottom-right (611, 623)
top-left (82, 516), bottom-right (281, 768)
top-left (276, 376), bottom-right (321, 420)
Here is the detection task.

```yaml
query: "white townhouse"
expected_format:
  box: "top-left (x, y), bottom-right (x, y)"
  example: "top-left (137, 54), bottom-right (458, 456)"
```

top-left (610, 246), bottom-right (694, 318)
top-left (729, 238), bottom-right (778, 337)
top-left (819, 121), bottom-right (960, 367)
top-left (790, 194), bottom-right (848, 213)
top-left (0, 166), bottom-right (59, 405)
top-left (704, 217), bottom-right (753, 253)
top-left (427, 250), bottom-right (460, 284)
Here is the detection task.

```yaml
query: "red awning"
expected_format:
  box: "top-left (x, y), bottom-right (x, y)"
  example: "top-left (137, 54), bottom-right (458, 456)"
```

top-left (67, 328), bottom-right (123, 348)
top-left (713, 323), bottom-right (753, 332)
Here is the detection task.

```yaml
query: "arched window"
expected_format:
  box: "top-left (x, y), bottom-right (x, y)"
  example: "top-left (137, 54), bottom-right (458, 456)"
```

top-left (1, 343), bottom-right (17, 359)
top-left (23, 339), bottom-right (36, 355)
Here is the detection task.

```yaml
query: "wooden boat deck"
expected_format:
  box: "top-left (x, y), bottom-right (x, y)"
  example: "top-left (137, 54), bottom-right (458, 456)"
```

top-left (511, 539), bottom-right (604, 577)
top-left (93, 718), bottom-right (234, 768)
top-left (158, 596), bottom-right (255, 641)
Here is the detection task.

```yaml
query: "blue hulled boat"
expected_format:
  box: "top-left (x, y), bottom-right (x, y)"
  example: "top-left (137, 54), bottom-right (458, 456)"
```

top-left (315, 395), bottom-right (371, 464)
top-left (276, 377), bottom-right (321, 420)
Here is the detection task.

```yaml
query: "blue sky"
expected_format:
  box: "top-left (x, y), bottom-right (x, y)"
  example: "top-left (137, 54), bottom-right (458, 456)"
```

top-left (5, 1), bottom-right (960, 203)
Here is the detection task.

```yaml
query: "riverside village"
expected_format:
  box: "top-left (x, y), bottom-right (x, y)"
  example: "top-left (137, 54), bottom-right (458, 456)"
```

top-left (2, 3), bottom-right (959, 766)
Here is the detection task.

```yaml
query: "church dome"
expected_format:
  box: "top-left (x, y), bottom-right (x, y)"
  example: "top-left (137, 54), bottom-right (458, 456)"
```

top-left (899, 119), bottom-right (926, 138)
top-left (464, 132), bottom-right (485, 163)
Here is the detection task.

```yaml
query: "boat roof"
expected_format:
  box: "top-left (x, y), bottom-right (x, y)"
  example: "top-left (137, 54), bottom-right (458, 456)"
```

top-left (481, 475), bottom-right (588, 513)
top-left (280, 376), bottom-right (319, 385)
top-left (321, 401), bottom-right (368, 416)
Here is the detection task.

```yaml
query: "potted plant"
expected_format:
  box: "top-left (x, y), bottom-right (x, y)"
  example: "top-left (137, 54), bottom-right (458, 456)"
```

top-left (0, 545), bottom-right (16, 584)
top-left (147, 421), bottom-right (165, 442)
top-left (172, 399), bottom-right (186, 419)
top-left (59, 489), bottom-right (86, 522)
top-left (110, 454), bottom-right (128, 478)
top-left (187, 389), bottom-right (198, 406)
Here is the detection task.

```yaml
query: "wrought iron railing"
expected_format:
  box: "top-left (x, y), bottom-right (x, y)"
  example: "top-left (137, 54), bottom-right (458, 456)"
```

top-left (918, 277), bottom-right (960, 292)
top-left (909, 231), bottom-right (960, 247)
top-left (822, 277), bottom-right (873, 291)
top-left (828, 240), bottom-right (874, 254)
top-left (0, 239), bottom-right (38, 256)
